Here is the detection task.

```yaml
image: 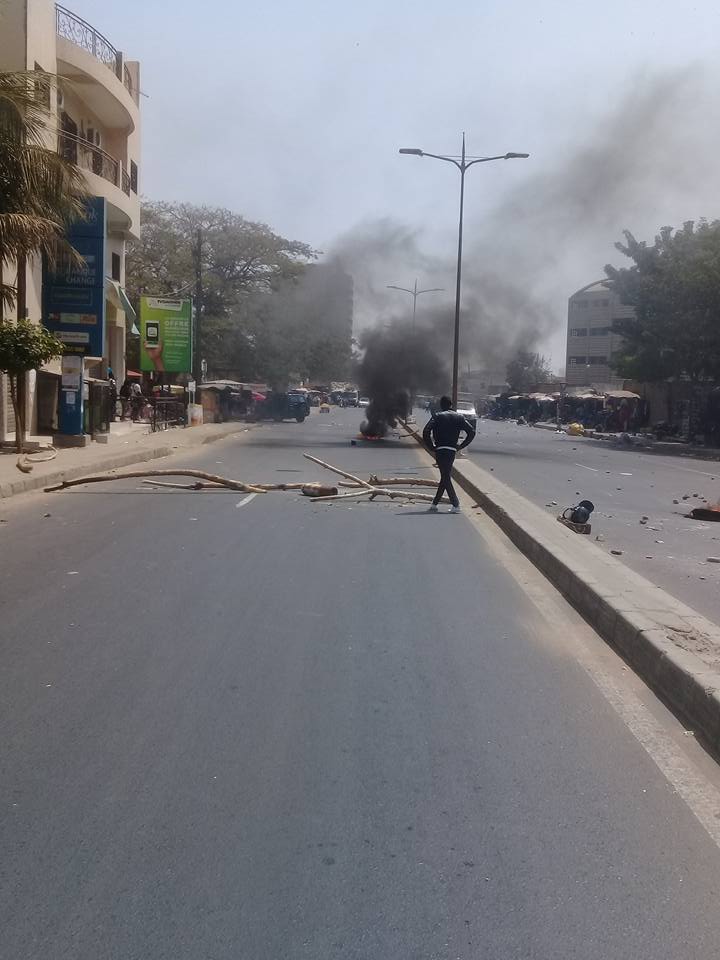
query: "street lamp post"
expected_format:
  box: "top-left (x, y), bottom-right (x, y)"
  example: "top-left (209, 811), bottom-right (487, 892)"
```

top-left (386, 279), bottom-right (444, 328)
top-left (399, 136), bottom-right (529, 406)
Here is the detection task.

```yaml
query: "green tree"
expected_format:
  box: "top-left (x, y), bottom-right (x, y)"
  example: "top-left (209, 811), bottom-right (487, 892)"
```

top-left (506, 349), bottom-right (553, 393)
top-left (0, 70), bottom-right (87, 316)
top-left (125, 201), bottom-right (317, 380)
top-left (0, 320), bottom-right (63, 451)
top-left (605, 221), bottom-right (720, 382)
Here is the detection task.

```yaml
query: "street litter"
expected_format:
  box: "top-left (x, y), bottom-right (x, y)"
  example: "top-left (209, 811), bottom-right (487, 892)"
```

top-left (16, 447), bottom-right (57, 473)
top-left (558, 500), bottom-right (594, 534)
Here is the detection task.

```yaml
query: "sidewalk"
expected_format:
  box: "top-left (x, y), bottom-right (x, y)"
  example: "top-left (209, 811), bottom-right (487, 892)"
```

top-left (534, 420), bottom-right (720, 460)
top-left (0, 421), bottom-right (256, 500)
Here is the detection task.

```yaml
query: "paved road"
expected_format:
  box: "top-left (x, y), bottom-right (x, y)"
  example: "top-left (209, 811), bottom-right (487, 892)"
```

top-left (459, 418), bottom-right (720, 624)
top-left (3, 408), bottom-right (720, 958)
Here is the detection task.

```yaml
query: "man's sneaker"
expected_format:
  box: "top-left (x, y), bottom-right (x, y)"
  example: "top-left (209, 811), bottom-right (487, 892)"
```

top-left (449, 505), bottom-right (461, 514)
top-left (428, 504), bottom-right (439, 513)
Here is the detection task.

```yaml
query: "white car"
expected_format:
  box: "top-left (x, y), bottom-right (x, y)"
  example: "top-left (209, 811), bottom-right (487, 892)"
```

top-left (358, 397), bottom-right (369, 407)
top-left (457, 400), bottom-right (478, 429)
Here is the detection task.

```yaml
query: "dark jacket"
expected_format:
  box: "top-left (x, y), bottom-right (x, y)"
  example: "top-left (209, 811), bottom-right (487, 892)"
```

top-left (422, 410), bottom-right (476, 451)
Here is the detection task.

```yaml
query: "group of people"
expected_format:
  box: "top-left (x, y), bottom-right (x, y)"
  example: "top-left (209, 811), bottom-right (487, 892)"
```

top-left (108, 376), bottom-right (145, 421)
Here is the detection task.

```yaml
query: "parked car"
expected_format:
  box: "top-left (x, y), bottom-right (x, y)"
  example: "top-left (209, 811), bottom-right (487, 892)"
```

top-left (358, 397), bottom-right (369, 407)
top-left (457, 400), bottom-right (478, 430)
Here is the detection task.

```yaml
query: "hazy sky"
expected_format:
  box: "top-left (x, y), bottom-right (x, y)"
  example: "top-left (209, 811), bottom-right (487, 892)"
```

top-left (74, 0), bottom-right (720, 367)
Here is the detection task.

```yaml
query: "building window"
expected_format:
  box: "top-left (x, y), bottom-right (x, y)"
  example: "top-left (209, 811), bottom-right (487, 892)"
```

top-left (598, 299), bottom-right (609, 307)
top-left (574, 299), bottom-right (589, 309)
top-left (587, 356), bottom-right (607, 365)
top-left (589, 326), bottom-right (611, 336)
top-left (111, 252), bottom-right (121, 282)
top-left (568, 357), bottom-right (586, 365)
top-left (570, 328), bottom-right (588, 337)
top-left (130, 160), bottom-right (138, 193)
top-left (59, 111), bottom-right (78, 164)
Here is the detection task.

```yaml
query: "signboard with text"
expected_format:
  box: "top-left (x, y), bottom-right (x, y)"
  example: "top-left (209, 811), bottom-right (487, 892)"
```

top-left (139, 297), bottom-right (193, 373)
top-left (43, 196), bottom-right (107, 358)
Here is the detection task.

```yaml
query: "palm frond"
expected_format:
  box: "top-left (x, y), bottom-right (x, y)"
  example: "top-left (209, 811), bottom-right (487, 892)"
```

top-left (0, 71), bottom-right (55, 145)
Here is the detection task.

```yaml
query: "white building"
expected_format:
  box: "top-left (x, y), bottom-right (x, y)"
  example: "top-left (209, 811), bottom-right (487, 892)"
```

top-left (565, 280), bottom-right (632, 387)
top-left (0, 0), bottom-right (141, 441)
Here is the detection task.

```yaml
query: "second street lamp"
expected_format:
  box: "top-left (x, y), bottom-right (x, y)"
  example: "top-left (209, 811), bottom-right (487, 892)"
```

top-left (399, 136), bottom-right (529, 406)
top-left (386, 279), bottom-right (444, 329)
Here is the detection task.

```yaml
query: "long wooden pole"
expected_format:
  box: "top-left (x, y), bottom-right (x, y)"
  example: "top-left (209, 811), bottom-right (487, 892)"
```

top-left (302, 454), bottom-right (375, 489)
top-left (45, 469), bottom-right (266, 494)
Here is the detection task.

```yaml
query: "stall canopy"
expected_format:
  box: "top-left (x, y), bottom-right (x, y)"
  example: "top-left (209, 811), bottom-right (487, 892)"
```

top-left (605, 390), bottom-right (640, 399)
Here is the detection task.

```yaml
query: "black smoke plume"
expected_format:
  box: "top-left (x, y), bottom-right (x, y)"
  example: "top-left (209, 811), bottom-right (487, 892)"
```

top-left (357, 323), bottom-right (447, 436)
top-left (330, 69), bottom-right (720, 371)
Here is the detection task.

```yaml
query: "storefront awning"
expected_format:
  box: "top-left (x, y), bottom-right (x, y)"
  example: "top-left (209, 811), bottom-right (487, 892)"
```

top-left (105, 278), bottom-right (137, 323)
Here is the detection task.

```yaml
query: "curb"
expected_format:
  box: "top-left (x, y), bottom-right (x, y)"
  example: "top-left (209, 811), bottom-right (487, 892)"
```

top-left (0, 423), bottom-right (253, 501)
top-left (406, 425), bottom-right (720, 754)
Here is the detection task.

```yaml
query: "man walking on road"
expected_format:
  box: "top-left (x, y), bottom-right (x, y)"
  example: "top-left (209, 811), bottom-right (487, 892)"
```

top-left (422, 395), bottom-right (476, 513)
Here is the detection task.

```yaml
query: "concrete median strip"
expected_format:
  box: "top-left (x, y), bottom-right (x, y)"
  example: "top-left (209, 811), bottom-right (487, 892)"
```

top-left (406, 424), bottom-right (720, 754)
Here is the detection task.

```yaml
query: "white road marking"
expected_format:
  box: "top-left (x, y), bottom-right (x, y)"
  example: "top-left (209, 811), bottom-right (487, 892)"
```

top-left (574, 463), bottom-right (599, 472)
top-left (665, 463), bottom-right (719, 480)
top-left (235, 493), bottom-right (258, 509)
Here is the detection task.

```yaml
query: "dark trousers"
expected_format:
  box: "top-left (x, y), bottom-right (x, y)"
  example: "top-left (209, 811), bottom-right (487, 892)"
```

top-left (433, 448), bottom-right (459, 507)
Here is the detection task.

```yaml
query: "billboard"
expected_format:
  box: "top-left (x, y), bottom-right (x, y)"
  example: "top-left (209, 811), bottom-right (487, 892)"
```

top-left (139, 297), bottom-right (193, 373)
top-left (43, 196), bottom-right (106, 357)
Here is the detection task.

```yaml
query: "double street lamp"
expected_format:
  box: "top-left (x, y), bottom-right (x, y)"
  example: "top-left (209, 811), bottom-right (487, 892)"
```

top-left (399, 135), bottom-right (529, 406)
top-left (386, 279), bottom-right (444, 329)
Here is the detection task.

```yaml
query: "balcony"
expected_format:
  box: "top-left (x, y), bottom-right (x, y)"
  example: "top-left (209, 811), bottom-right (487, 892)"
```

top-left (58, 130), bottom-right (139, 238)
top-left (59, 130), bottom-right (129, 194)
top-left (55, 4), bottom-right (135, 98)
top-left (55, 5), bottom-right (139, 132)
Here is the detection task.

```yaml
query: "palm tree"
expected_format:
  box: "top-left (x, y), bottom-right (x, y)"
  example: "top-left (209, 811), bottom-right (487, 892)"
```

top-left (0, 69), bottom-right (87, 320)
top-left (0, 69), bottom-right (88, 449)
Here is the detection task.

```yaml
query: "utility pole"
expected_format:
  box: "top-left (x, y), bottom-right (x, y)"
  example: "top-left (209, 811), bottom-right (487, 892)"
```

top-left (193, 227), bottom-right (203, 385)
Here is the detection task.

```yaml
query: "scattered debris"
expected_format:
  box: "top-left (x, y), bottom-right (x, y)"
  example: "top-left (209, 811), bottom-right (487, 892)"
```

top-left (16, 447), bottom-right (57, 473)
top-left (707, 557), bottom-right (720, 564)
top-left (611, 549), bottom-right (623, 556)
top-left (689, 506), bottom-right (720, 522)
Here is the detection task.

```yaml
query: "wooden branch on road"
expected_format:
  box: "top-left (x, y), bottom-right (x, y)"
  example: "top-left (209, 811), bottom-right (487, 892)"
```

top-left (45, 469), bottom-right (267, 494)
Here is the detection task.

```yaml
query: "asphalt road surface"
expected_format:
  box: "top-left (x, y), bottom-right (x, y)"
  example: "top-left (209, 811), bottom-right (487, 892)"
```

top-left (460, 418), bottom-right (720, 625)
top-left (3, 408), bottom-right (720, 959)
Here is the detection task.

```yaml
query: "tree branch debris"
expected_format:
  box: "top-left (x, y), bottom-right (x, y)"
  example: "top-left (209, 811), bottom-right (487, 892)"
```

top-left (44, 457), bottom-right (436, 504)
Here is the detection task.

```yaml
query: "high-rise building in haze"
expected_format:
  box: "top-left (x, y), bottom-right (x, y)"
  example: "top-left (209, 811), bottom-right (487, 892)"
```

top-left (565, 281), bottom-right (632, 386)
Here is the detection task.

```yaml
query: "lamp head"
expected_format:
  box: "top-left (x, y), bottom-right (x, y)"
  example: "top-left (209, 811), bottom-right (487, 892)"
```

top-left (399, 148), bottom-right (423, 156)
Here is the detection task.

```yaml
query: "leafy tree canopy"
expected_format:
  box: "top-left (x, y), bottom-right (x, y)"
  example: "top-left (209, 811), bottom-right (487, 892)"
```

top-left (506, 349), bottom-right (553, 393)
top-left (605, 220), bottom-right (720, 382)
top-left (0, 318), bottom-right (63, 374)
top-left (126, 202), bottom-right (352, 386)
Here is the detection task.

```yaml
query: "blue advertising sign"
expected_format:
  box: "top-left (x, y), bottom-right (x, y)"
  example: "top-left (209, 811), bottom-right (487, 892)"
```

top-left (43, 197), bottom-right (107, 357)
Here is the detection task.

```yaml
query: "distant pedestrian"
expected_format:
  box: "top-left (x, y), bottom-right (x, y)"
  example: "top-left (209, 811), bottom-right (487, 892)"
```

top-left (119, 378), bottom-right (132, 419)
top-left (422, 395), bottom-right (476, 513)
